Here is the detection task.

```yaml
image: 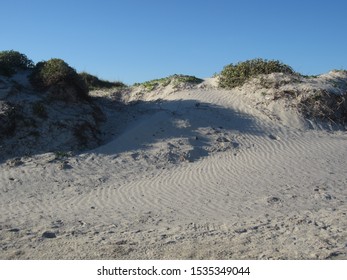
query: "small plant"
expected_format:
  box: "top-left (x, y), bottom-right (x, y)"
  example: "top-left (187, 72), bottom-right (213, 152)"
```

top-left (79, 72), bottom-right (125, 90)
top-left (30, 58), bottom-right (88, 101)
top-left (0, 50), bottom-right (34, 77)
top-left (219, 58), bottom-right (295, 89)
top-left (32, 102), bottom-right (47, 118)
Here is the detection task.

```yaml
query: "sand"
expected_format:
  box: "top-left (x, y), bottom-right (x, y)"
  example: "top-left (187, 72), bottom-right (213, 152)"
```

top-left (0, 75), bottom-right (347, 259)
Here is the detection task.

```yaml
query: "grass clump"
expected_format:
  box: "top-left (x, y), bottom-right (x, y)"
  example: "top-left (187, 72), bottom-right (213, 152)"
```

top-left (0, 50), bottom-right (34, 77)
top-left (79, 72), bottom-right (125, 90)
top-left (30, 58), bottom-right (88, 101)
top-left (219, 58), bottom-right (295, 89)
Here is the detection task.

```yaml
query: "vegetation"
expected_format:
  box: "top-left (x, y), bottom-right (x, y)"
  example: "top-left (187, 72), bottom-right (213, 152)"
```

top-left (299, 90), bottom-right (347, 123)
top-left (54, 151), bottom-right (71, 159)
top-left (134, 74), bottom-right (203, 91)
top-left (174, 74), bottom-right (204, 85)
top-left (219, 58), bottom-right (296, 89)
top-left (332, 69), bottom-right (347, 74)
top-left (134, 77), bottom-right (170, 91)
top-left (79, 72), bottom-right (125, 90)
top-left (0, 101), bottom-right (16, 137)
top-left (0, 50), bottom-right (34, 76)
top-left (30, 58), bottom-right (88, 101)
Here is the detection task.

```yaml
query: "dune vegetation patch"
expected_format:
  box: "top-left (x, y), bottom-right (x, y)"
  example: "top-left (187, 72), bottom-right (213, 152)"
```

top-left (217, 58), bottom-right (347, 124)
top-left (240, 70), bottom-right (347, 124)
top-left (0, 50), bottom-right (34, 77)
top-left (134, 74), bottom-right (203, 91)
top-left (219, 58), bottom-right (295, 89)
top-left (299, 89), bottom-right (347, 123)
top-left (30, 58), bottom-right (89, 102)
top-left (79, 72), bottom-right (126, 90)
top-left (0, 51), bottom-right (109, 160)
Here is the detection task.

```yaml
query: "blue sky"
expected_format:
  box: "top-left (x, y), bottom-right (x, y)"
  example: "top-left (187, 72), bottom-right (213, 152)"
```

top-left (1, 0), bottom-right (346, 84)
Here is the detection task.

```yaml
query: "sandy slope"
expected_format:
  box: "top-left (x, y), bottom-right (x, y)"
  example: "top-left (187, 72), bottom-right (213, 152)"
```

top-left (1, 77), bottom-right (347, 259)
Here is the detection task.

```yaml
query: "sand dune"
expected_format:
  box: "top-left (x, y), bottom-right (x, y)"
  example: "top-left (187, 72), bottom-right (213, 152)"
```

top-left (1, 75), bottom-right (347, 259)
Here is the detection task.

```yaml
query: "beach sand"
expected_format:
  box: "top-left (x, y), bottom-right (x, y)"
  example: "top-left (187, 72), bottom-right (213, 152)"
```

top-left (1, 74), bottom-right (346, 259)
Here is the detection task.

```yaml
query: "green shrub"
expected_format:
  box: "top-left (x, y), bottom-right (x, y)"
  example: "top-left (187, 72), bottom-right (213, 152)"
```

top-left (219, 58), bottom-right (295, 89)
top-left (79, 72), bottom-right (125, 90)
top-left (0, 50), bottom-right (34, 76)
top-left (30, 58), bottom-right (88, 100)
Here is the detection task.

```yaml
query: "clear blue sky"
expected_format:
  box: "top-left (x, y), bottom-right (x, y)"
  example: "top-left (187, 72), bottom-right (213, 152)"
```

top-left (1, 0), bottom-right (346, 84)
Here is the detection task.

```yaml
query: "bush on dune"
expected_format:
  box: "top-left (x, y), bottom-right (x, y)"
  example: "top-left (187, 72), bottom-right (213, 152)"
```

top-left (0, 50), bottom-right (34, 77)
top-left (219, 58), bottom-right (296, 89)
top-left (79, 72), bottom-right (125, 90)
top-left (30, 58), bottom-right (89, 101)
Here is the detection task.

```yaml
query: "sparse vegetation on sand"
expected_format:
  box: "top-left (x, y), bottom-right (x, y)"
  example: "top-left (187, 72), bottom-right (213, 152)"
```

top-left (1, 50), bottom-right (347, 126)
top-left (299, 89), bottom-right (347, 123)
top-left (242, 70), bottom-right (347, 123)
top-left (134, 74), bottom-right (203, 91)
top-left (0, 51), bottom-right (108, 160)
top-left (0, 50), bottom-right (34, 77)
top-left (218, 58), bottom-right (295, 89)
top-left (79, 72), bottom-right (126, 90)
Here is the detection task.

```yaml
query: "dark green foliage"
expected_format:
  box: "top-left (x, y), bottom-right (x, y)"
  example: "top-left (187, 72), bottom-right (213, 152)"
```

top-left (0, 50), bottom-right (34, 76)
top-left (79, 72), bottom-right (125, 90)
top-left (219, 58), bottom-right (296, 89)
top-left (30, 58), bottom-right (88, 101)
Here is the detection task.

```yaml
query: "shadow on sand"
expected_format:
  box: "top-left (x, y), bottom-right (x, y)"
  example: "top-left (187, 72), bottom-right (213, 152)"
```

top-left (1, 95), bottom-right (266, 164)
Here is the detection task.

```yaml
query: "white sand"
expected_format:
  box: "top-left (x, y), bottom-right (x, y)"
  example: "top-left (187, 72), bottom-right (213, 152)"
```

top-left (1, 76), bottom-right (347, 259)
